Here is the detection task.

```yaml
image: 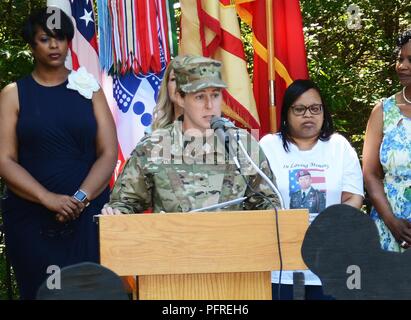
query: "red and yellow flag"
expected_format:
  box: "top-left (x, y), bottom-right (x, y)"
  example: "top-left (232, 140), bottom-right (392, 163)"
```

top-left (237, 0), bottom-right (309, 135)
top-left (179, 0), bottom-right (260, 130)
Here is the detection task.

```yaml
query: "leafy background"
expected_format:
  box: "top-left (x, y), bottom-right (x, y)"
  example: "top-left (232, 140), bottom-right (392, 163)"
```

top-left (0, 0), bottom-right (410, 299)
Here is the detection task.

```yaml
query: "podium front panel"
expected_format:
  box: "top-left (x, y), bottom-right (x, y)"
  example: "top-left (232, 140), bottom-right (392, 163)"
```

top-left (99, 210), bottom-right (308, 276)
top-left (138, 272), bottom-right (272, 300)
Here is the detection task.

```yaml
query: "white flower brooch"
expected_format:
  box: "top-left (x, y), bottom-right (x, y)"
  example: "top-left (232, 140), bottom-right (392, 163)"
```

top-left (66, 67), bottom-right (100, 99)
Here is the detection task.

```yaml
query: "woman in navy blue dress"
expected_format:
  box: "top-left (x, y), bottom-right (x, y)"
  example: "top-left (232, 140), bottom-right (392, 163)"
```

top-left (0, 8), bottom-right (117, 299)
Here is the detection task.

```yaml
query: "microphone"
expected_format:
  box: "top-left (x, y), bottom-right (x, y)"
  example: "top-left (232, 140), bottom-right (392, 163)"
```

top-left (210, 116), bottom-right (285, 209)
top-left (210, 116), bottom-right (241, 170)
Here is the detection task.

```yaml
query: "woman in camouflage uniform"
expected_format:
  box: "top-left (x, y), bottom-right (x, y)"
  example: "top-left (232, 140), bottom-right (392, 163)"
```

top-left (102, 55), bottom-right (281, 214)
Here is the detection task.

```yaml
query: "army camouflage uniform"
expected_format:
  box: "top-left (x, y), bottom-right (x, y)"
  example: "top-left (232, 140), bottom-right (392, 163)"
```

top-left (107, 119), bottom-right (281, 213)
top-left (107, 55), bottom-right (281, 213)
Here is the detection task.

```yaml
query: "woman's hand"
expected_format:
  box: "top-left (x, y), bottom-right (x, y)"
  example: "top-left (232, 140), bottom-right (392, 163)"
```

top-left (101, 204), bottom-right (122, 215)
top-left (386, 217), bottom-right (411, 248)
top-left (41, 192), bottom-right (85, 222)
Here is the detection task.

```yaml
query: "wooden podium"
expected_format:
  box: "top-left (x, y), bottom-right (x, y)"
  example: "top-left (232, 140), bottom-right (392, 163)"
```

top-left (98, 209), bottom-right (308, 300)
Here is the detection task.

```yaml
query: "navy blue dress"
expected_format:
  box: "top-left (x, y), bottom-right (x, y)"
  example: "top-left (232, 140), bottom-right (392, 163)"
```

top-left (1, 75), bottom-right (110, 299)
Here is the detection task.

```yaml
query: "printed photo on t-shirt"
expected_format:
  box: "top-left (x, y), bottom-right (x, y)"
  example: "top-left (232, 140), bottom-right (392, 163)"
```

top-left (288, 168), bottom-right (326, 215)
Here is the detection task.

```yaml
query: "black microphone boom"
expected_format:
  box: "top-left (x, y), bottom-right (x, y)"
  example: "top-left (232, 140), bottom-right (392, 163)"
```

top-left (210, 116), bottom-right (241, 170)
top-left (209, 116), bottom-right (285, 209)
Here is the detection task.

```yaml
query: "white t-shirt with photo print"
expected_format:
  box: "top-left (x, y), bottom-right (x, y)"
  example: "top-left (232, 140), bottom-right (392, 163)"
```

top-left (259, 132), bottom-right (364, 285)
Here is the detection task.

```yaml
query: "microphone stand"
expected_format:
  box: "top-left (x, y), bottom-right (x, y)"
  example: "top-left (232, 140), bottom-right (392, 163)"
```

top-left (191, 126), bottom-right (285, 212)
top-left (236, 137), bottom-right (285, 209)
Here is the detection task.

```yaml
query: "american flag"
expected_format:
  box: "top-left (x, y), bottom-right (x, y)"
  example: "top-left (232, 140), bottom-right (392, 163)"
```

top-left (289, 168), bottom-right (326, 195)
top-left (49, 0), bottom-right (171, 183)
top-left (47, 0), bottom-right (100, 82)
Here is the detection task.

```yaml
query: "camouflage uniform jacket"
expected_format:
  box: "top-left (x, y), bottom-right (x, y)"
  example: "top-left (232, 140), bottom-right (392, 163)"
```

top-left (107, 120), bottom-right (281, 213)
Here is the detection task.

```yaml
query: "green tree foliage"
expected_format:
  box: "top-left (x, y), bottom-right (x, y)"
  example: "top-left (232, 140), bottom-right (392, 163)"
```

top-left (300, 0), bottom-right (411, 153)
top-left (0, 0), bottom-right (45, 300)
top-left (0, 0), bottom-right (45, 89)
top-left (0, 0), bottom-right (409, 300)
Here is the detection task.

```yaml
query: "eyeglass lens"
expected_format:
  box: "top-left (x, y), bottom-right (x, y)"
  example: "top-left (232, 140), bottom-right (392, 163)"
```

top-left (291, 104), bottom-right (323, 115)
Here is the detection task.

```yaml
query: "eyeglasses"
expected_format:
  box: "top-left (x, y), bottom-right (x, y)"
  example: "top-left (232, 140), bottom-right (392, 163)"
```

top-left (290, 104), bottom-right (323, 116)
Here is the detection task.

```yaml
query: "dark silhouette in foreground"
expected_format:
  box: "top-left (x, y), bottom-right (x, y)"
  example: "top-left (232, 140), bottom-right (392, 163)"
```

top-left (36, 262), bottom-right (128, 300)
top-left (302, 204), bottom-right (411, 299)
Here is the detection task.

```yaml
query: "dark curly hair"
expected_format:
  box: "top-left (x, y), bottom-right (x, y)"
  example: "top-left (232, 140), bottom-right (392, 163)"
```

top-left (395, 29), bottom-right (411, 56)
top-left (279, 79), bottom-right (335, 152)
top-left (22, 7), bottom-right (74, 47)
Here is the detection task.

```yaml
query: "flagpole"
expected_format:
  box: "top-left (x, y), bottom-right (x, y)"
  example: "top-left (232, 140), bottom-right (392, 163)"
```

top-left (266, 0), bottom-right (276, 133)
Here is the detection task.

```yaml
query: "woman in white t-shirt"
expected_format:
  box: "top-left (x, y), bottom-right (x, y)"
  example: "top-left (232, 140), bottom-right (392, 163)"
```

top-left (260, 79), bottom-right (364, 300)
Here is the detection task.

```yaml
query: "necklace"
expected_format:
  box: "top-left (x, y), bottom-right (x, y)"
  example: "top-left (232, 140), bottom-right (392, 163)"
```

top-left (403, 87), bottom-right (411, 104)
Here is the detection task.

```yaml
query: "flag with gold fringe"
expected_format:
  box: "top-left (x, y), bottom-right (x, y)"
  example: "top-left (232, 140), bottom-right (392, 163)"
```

top-left (97, 0), bottom-right (176, 184)
top-left (179, 0), bottom-right (260, 132)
